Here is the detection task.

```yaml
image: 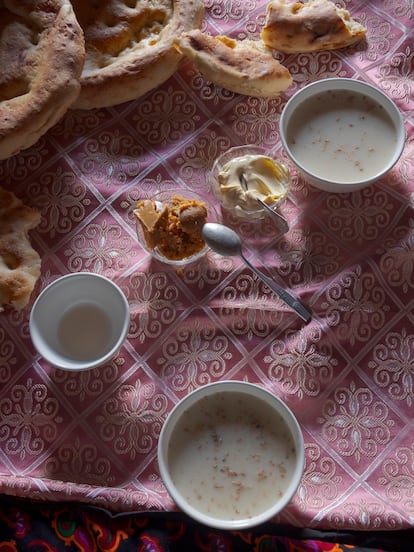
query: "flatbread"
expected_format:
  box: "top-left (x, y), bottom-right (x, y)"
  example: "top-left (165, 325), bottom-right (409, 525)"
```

top-left (0, 0), bottom-right (85, 160)
top-left (0, 188), bottom-right (41, 312)
top-left (174, 30), bottom-right (293, 97)
top-left (261, 0), bottom-right (367, 53)
top-left (70, 0), bottom-right (205, 109)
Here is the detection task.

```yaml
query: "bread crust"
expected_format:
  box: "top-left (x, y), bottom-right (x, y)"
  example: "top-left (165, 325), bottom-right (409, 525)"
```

top-left (0, 188), bottom-right (41, 312)
top-left (0, 0), bottom-right (85, 160)
top-left (174, 30), bottom-right (292, 97)
top-left (71, 0), bottom-right (205, 109)
top-left (261, 0), bottom-right (366, 53)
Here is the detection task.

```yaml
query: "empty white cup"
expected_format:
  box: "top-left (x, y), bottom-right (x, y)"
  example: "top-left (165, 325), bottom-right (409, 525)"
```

top-left (30, 272), bottom-right (130, 370)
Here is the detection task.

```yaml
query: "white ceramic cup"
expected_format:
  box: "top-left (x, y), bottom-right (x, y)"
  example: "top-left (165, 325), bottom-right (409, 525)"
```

top-left (29, 272), bottom-right (130, 370)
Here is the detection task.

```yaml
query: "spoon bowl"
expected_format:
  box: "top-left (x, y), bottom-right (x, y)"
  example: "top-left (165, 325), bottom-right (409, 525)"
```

top-left (202, 221), bottom-right (242, 257)
top-left (202, 223), bottom-right (311, 323)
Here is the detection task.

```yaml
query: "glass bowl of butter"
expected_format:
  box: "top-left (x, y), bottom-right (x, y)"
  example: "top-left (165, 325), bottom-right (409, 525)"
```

top-left (210, 145), bottom-right (290, 219)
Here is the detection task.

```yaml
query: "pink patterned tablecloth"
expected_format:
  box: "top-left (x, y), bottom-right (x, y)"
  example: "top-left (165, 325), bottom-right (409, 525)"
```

top-left (0, 0), bottom-right (413, 532)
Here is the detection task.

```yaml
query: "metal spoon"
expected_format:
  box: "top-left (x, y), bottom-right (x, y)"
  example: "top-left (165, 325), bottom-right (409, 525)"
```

top-left (202, 222), bottom-right (311, 323)
top-left (239, 173), bottom-right (289, 234)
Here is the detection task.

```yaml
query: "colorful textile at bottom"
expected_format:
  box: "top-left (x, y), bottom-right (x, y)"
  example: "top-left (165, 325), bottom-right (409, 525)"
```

top-left (0, 495), bottom-right (406, 552)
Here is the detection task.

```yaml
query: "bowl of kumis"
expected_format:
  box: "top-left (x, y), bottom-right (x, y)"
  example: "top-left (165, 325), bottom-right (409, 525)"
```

top-left (158, 381), bottom-right (305, 529)
top-left (280, 78), bottom-right (405, 192)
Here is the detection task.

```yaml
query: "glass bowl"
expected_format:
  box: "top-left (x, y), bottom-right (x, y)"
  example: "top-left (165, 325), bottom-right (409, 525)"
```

top-left (209, 145), bottom-right (290, 219)
top-left (134, 189), bottom-right (220, 267)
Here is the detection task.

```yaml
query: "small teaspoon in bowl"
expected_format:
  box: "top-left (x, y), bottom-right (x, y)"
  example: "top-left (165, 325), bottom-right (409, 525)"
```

top-left (239, 173), bottom-right (289, 234)
top-left (202, 222), bottom-right (311, 323)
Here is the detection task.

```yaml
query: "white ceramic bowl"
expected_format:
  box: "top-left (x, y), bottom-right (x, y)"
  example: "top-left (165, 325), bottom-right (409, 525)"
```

top-left (158, 381), bottom-right (304, 530)
top-left (30, 272), bottom-right (130, 371)
top-left (280, 78), bottom-right (406, 192)
top-left (135, 189), bottom-right (220, 267)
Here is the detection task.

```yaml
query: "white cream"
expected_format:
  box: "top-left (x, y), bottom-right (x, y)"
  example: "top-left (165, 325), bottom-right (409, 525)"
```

top-left (286, 89), bottom-right (398, 183)
top-left (168, 391), bottom-right (297, 521)
top-left (217, 154), bottom-right (289, 211)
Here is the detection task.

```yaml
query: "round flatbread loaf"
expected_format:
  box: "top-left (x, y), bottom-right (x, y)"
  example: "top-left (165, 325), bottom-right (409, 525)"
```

top-left (70, 0), bottom-right (205, 109)
top-left (174, 30), bottom-right (293, 97)
top-left (261, 0), bottom-right (367, 53)
top-left (0, 0), bottom-right (85, 160)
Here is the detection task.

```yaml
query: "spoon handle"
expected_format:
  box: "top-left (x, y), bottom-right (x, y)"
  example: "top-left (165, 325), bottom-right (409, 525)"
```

top-left (241, 254), bottom-right (312, 323)
top-left (256, 197), bottom-right (289, 234)
top-left (239, 173), bottom-right (289, 233)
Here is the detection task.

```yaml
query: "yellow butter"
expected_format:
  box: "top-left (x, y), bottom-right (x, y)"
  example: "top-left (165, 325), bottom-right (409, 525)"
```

top-left (217, 154), bottom-right (289, 212)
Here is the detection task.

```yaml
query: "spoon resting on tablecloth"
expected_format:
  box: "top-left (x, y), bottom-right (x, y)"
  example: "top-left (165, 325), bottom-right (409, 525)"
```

top-left (202, 222), bottom-right (311, 323)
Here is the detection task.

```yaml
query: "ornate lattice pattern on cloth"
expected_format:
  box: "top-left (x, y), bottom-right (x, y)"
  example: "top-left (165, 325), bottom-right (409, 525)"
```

top-left (0, 0), bottom-right (413, 532)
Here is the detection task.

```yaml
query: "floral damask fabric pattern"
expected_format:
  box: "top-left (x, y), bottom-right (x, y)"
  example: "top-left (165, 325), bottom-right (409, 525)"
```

top-left (0, 0), bottom-right (413, 533)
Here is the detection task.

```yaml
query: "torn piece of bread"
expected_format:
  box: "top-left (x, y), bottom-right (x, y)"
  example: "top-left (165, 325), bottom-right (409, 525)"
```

top-left (261, 0), bottom-right (367, 53)
top-left (174, 30), bottom-right (292, 97)
top-left (0, 0), bottom-right (85, 159)
top-left (0, 188), bottom-right (41, 312)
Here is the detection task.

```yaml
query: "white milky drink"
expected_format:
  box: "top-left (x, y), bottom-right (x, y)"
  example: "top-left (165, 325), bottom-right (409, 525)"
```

top-left (58, 302), bottom-right (112, 361)
top-left (168, 391), bottom-right (297, 520)
top-left (286, 89), bottom-right (398, 183)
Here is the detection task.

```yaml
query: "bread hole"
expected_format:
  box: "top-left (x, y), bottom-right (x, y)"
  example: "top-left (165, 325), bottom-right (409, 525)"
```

top-left (103, 13), bottom-right (121, 27)
top-left (124, 0), bottom-right (137, 8)
top-left (26, 23), bottom-right (40, 45)
top-left (2, 251), bottom-right (20, 271)
top-left (0, 78), bottom-right (30, 101)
